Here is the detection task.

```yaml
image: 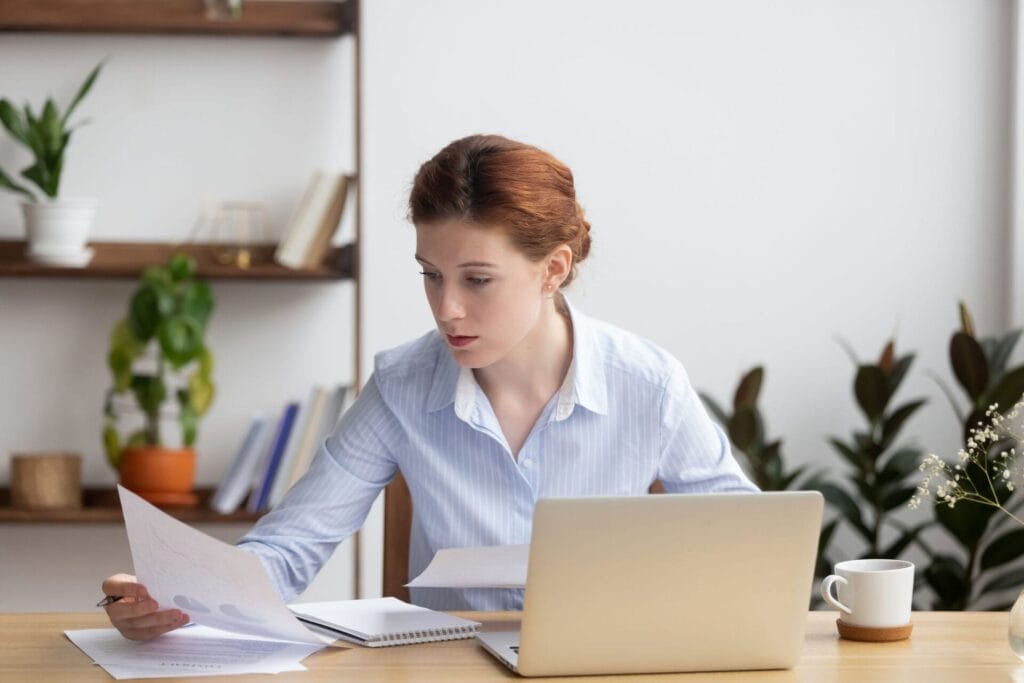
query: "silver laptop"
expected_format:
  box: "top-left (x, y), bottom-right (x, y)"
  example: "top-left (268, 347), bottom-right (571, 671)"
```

top-left (477, 491), bottom-right (823, 677)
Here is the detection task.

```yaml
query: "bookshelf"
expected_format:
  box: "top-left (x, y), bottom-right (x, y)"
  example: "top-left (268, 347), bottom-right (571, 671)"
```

top-left (0, 487), bottom-right (261, 524)
top-left (0, 0), bottom-right (354, 37)
top-left (0, 0), bottom-right (364, 557)
top-left (0, 240), bottom-right (354, 281)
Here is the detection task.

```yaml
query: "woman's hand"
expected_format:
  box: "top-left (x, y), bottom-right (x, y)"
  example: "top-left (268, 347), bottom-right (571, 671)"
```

top-left (100, 573), bottom-right (189, 641)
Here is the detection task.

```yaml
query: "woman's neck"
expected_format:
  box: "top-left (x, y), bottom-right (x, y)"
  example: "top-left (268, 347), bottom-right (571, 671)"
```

top-left (474, 297), bottom-right (573, 405)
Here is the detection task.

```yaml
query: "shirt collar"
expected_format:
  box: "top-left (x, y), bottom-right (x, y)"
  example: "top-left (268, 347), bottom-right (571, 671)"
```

top-left (424, 297), bottom-right (609, 418)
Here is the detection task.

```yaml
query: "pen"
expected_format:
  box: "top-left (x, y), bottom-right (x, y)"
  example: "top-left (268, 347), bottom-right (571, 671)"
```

top-left (96, 595), bottom-right (123, 607)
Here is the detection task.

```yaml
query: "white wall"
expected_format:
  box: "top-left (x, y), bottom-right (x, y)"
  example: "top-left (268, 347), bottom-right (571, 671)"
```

top-left (0, 0), bottom-right (1016, 609)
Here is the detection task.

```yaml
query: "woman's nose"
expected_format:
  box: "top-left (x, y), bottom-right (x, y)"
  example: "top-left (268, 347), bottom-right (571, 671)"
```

top-left (436, 286), bottom-right (465, 322)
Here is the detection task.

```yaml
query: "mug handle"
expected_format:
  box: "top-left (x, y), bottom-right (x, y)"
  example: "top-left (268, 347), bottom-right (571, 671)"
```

top-left (820, 574), bottom-right (852, 614)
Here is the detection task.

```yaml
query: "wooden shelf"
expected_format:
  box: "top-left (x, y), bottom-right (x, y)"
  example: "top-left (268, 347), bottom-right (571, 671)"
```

top-left (0, 240), bottom-right (354, 281)
top-left (0, 487), bottom-right (263, 524)
top-left (0, 0), bottom-right (355, 37)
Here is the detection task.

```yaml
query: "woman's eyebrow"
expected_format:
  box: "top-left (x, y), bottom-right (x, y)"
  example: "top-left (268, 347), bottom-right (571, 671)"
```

top-left (414, 255), bottom-right (497, 269)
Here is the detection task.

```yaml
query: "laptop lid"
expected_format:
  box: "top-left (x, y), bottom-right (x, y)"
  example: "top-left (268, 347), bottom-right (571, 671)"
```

top-left (515, 491), bottom-right (823, 677)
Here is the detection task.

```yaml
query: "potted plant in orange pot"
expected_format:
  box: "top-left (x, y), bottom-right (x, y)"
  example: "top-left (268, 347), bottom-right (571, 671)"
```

top-left (102, 253), bottom-right (215, 506)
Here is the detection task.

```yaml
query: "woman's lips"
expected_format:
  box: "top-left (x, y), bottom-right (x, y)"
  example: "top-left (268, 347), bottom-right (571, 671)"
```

top-left (446, 335), bottom-right (478, 348)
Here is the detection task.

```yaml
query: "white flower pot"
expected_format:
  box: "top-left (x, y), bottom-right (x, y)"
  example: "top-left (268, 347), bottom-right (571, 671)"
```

top-left (22, 198), bottom-right (98, 267)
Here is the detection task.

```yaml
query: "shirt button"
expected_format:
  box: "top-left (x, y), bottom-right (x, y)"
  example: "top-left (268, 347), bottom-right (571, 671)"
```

top-left (521, 458), bottom-right (533, 468)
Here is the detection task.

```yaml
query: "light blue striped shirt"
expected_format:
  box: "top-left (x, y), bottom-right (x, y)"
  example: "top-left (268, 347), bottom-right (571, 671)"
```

top-left (237, 302), bottom-right (757, 610)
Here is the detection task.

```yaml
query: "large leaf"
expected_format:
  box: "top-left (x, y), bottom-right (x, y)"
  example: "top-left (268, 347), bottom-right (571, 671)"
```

top-left (0, 99), bottom-right (29, 147)
top-left (855, 365), bottom-right (889, 421)
top-left (980, 528), bottom-right (1024, 570)
top-left (699, 393), bottom-right (728, 426)
top-left (180, 281), bottom-right (214, 327)
top-left (980, 566), bottom-right (1024, 595)
top-left (0, 168), bottom-right (36, 200)
top-left (818, 483), bottom-right (871, 540)
top-left (62, 61), bottom-right (103, 128)
top-left (129, 283), bottom-right (174, 341)
top-left (102, 424), bottom-right (121, 469)
top-left (188, 371), bottom-right (214, 416)
top-left (888, 354), bottom-right (914, 393)
top-left (989, 329), bottom-right (1023, 382)
top-left (988, 366), bottom-right (1024, 415)
top-left (40, 98), bottom-right (61, 153)
top-left (130, 374), bottom-right (166, 418)
top-left (951, 331), bottom-right (989, 401)
top-left (178, 390), bottom-right (198, 447)
top-left (935, 495), bottom-right (996, 547)
top-left (168, 252), bottom-right (197, 282)
top-left (880, 399), bottom-right (926, 448)
top-left (925, 554), bottom-right (969, 608)
top-left (728, 406), bottom-right (758, 452)
top-left (880, 485), bottom-right (917, 512)
top-left (158, 315), bottom-right (203, 368)
top-left (733, 366), bottom-right (763, 410)
top-left (878, 447), bottom-right (924, 486)
top-left (829, 437), bottom-right (864, 471)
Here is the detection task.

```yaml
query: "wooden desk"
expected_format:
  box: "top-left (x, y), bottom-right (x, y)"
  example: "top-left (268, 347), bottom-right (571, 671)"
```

top-left (3, 611), bottom-right (1021, 682)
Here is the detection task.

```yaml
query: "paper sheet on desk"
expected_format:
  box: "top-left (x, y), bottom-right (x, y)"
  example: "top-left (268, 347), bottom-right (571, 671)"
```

top-left (65, 626), bottom-right (318, 679)
top-left (117, 485), bottom-right (331, 647)
top-left (406, 544), bottom-right (528, 589)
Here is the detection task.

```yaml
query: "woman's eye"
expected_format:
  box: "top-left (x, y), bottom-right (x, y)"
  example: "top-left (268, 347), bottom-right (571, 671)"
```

top-left (467, 277), bottom-right (491, 286)
top-left (419, 271), bottom-right (440, 281)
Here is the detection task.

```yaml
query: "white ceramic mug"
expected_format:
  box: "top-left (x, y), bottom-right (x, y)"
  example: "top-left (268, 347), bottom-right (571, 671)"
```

top-left (819, 559), bottom-right (914, 628)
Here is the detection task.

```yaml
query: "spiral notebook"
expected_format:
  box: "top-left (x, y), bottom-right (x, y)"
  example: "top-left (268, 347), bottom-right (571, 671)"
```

top-left (289, 597), bottom-right (481, 647)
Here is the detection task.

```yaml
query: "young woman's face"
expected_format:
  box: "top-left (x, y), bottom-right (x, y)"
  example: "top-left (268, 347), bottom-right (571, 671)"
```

top-left (415, 219), bottom-right (549, 369)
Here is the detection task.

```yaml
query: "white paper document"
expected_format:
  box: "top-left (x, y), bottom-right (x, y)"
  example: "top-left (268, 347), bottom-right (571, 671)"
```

top-left (65, 625), bottom-right (318, 680)
top-left (117, 485), bottom-right (330, 647)
top-left (406, 544), bottom-right (529, 589)
top-left (64, 486), bottom-right (338, 679)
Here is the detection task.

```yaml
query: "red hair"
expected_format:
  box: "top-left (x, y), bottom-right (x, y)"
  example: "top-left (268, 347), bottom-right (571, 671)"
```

top-left (409, 135), bottom-right (591, 286)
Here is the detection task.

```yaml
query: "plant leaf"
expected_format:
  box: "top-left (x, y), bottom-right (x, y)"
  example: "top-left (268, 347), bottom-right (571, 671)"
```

top-left (980, 528), bottom-right (1024, 570)
top-left (880, 485), bottom-right (917, 512)
top-left (935, 494), bottom-right (997, 547)
top-left (180, 281), bottom-right (214, 327)
top-left (728, 406), bottom-right (759, 452)
top-left (699, 393), bottom-right (728, 426)
top-left (855, 365), bottom-right (889, 421)
top-left (925, 554), bottom-right (969, 608)
top-left (889, 354), bottom-right (914, 393)
top-left (158, 315), bottom-right (202, 368)
top-left (828, 437), bottom-right (864, 471)
top-left (0, 99), bottom-right (29, 147)
top-left (988, 366), bottom-right (1024, 415)
top-left (733, 366), bottom-right (763, 410)
top-left (950, 331), bottom-right (989, 401)
top-left (62, 61), bottom-right (103, 128)
top-left (881, 399), bottom-right (927, 448)
top-left (818, 483), bottom-right (871, 541)
top-left (878, 447), bottom-right (925, 485)
top-left (0, 168), bottom-right (36, 200)
top-left (989, 329), bottom-right (1023, 381)
top-left (980, 566), bottom-right (1024, 595)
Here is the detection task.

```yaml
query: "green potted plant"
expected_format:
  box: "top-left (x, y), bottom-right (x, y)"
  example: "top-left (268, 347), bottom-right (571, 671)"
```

top-left (103, 253), bottom-right (215, 505)
top-left (0, 62), bottom-right (103, 266)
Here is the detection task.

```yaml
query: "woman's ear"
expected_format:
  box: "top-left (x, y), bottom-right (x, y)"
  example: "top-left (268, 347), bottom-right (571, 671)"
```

top-left (544, 244), bottom-right (573, 290)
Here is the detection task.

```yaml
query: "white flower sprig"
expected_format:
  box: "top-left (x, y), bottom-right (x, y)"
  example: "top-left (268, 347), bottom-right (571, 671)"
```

top-left (909, 400), bottom-right (1024, 525)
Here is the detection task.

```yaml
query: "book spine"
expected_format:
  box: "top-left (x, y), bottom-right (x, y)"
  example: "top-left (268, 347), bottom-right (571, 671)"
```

top-left (252, 402), bottom-right (299, 512)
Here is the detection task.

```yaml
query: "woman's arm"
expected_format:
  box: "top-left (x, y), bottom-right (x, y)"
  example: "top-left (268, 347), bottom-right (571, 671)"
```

top-left (656, 364), bottom-right (759, 494)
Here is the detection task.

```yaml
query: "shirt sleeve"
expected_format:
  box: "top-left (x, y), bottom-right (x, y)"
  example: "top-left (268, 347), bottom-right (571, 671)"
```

top-left (657, 363), bottom-right (759, 494)
top-left (236, 373), bottom-right (401, 601)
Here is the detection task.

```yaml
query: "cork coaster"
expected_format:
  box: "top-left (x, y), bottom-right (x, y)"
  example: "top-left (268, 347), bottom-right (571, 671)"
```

top-left (836, 619), bottom-right (913, 642)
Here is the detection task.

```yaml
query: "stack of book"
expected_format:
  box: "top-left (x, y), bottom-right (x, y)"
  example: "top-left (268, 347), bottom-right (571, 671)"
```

top-left (274, 171), bottom-right (352, 270)
top-left (210, 384), bottom-right (354, 514)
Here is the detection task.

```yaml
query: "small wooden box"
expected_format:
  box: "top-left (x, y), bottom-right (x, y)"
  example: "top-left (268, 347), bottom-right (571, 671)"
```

top-left (10, 452), bottom-right (82, 509)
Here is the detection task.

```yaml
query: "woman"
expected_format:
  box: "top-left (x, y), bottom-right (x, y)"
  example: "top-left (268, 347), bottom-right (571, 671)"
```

top-left (100, 134), bottom-right (757, 641)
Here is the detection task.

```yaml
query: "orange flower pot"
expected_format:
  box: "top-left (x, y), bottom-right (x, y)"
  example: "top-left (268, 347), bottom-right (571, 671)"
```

top-left (119, 446), bottom-right (198, 507)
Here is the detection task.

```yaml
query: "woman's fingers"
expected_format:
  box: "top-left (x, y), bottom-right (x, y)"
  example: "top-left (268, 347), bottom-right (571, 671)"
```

top-left (119, 610), bottom-right (190, 641)
top-left (101, 573), bottom-right (148, 601)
